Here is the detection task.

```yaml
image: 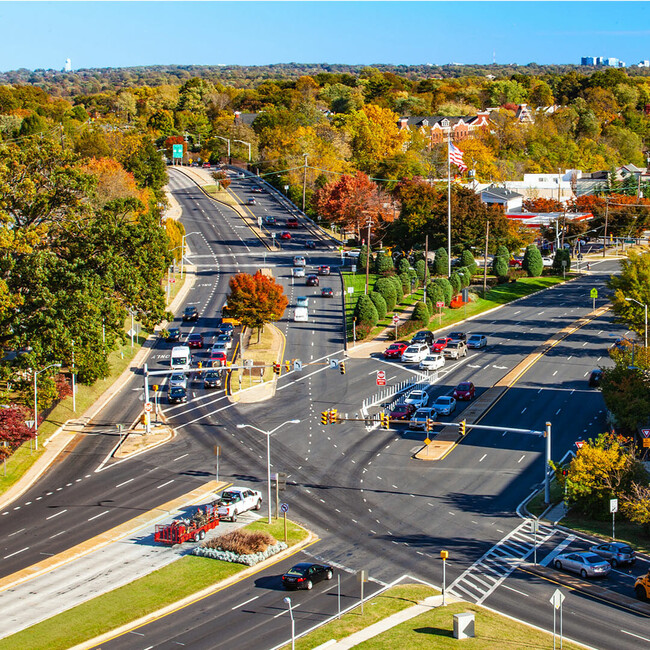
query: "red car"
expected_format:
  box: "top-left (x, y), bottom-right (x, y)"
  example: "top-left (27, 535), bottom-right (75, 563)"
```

top-left (209, 350), bottom-right (228, 366)
top-left (280, 231), bottom-right (292, 240)
top-left (509, 257), bottom-right (523, 267)
top-left (187, 333), bottom-right (204, 349)
top-left (453, 381), bottom-right (476, 401)
top-left (389, 403), bottom-right (416, 421)
top-left (384, 342), bottom-right (409, 359)
top-left (286, 217), bottom-right (299, 229)
top-left (431, 337), bottom-right (452, 352)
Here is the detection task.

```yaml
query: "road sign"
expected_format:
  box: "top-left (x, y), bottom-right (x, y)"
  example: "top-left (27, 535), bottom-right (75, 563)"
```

top-left (424, 437), bottom-right (431, 445)
top-left (436, 301), bottom-right (445, 308)
top-left (172, 144), bottom-right (183, 159)
top-left (376, 370), bottom-right (386, 386)
top-left (351, 265), bottom-right (357, 273)
top-left (644, 439), bottom-right (650, 448)
top-left (610, 498), bottom-right (618, 513)
top-left (144, 402), bottom-right (153, 413)
top-left (590, 288), bottom-right (598, 299)
top-left (550, 588), bottom-right (565, 609)
top-left (641, 428), bottom-right (650, 438)
top-left (271, 232), bottom-right (276, 238)
top-left (329, 358), bottom-right (339, 369)
top-left (392, 314), bottom-right (399, 325)
top-left (575, 440), bottom-right (585, 449)
top-left (293, 359), bottom-right (303, 371)
top-left (280, 502), bottom-right (289, 513)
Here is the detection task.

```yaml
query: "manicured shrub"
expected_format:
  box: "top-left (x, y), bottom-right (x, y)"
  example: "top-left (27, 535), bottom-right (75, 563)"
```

top-left (370, 291), bottom-right (387, 320)
top-left (427, 282), bottom-right (445, 308)
top-left (375, 277), bottom-right (397, 311)
top-left (397, 257), bottom-right (411, 275)
top-left (433, 247), bottom-right (448, 276)
top-left (415, 259), bottom-right (426, 284)
top-left (354, 293), bottom-right (379, 327)
top-left (374, 251), bottom-right (394, 275)
top-left (412, 301), bottom-right (431, 323)
top-left (408, 268), bottom-right (418, 290)
top-left (389, 275), bottom-right (404, 302)
top-left (461, 249), bottom-right (477, 275)
top-left (432, 277), bottom-right (453, 306)
top-left (493, 255), bottom-right (509, 278)
top-left (357, 244), bottom-right (372, 274)
top-left (399, 272), bottom-right (411, 294)
top-left (523, 244), bottom-right (544, 277)
top-left (426, 296), bottom-right (433, 316)
top-left (449, 271), bottom-right (461, 295)
top-left (553, 249), bottom-right (571, 274)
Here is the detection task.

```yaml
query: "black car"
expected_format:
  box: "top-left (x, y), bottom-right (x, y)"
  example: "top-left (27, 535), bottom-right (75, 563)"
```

top-left (448, 331), bottom-right (467, 342)
top-left (216, 322), bottom-right (235, 334)
top-left (588, 369), bottom-right (603, 387)
top-left (282, 562), bottom-right (333, 590)
top-left (182, 306), bottom-right (199, 322)
top-left (168, 386), bottom-right (187, 404)
top-left (321, 287), bottom-right (334, 297)
top-left (203, 370), bottom-right (223, 389)
top-left (411, 330), bottom-right (434, 346)
top-left (306, 274), bottom-right (319, 287)
top-left (166, 327), bottom-right (180, 343)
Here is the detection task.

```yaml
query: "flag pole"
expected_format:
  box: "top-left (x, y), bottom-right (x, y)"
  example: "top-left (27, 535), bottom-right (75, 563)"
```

top-left (447, 134), bottom-right (452, 277)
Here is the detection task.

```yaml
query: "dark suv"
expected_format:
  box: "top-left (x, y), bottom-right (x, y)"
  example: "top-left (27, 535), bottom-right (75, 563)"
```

top-left (182, 306), bottom-right (199, 322)
top-left (448, 331), bottom-right (467, 342)
top-left (411, 330), bottom-right (435, 346)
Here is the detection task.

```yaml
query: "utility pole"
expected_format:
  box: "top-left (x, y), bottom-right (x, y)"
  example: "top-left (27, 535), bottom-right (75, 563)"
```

top-left (603, 198), bottom-right (609, 259)
top-left (447, 135), bottom-right (452, 277)
top-left (365, 220), bottom-right (372, 295)
top-left (302, 153), bottom-right (308, 213)
top-left (483, 220), bottom-right (490, 295)
top-left (423, 235), bottom-right (429, 303)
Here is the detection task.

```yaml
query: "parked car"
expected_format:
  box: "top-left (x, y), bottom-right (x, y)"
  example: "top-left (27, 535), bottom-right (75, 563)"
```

top-left (589, 542), bottom-right (636, 567)
top-left (444, 340), bottom-right (467, 359)
top-left (216, 487), bottom-right (262, 522)
top-left (264, 215), bottom-right (277, 225)
top-left (409, 407), bottom-right (436, 430)
top-left (280, 231), bottom-right (292, 240)
top-left (419, 354), bottom-right (445, 371)
top-left (247, 198), bottom-right (256, 205)
top-left (293, 256), bottom-right (306, 267)
top-left (296, 297), bottom-right (309, 308)
top-left (321, 287), bottom-right (334, 298)
top-left (401, 343), bottom-right (429, 363)
top-left (411, 330), bottom-right (435, 346)
top-left (306, 274), bottom-right (319, 286)
top-left (404, 389), bottom-right (429, 408)
top-left (453, 381), bottom-right (475, 401)
top-left (588, 369), bottom-right (603, 387)
top-left (168, 386), bottom-right (187, 404)
top-left (389, 403), bottom-right (416, 421)
top-left (169, 372), bottom-right (188, 389)
top-left (431, 337), bottom-right (452, 352)
top-left (448, 332), bottom-right (467, 342)
top-left (509, 257), bottom-right (523, 268)
top-left (282, 562), bottom-right (333, 590)
top-left (467, 334), bottom-right (487, 349)
top-left (182, 305), bottom-right (199, 322)
top-left (202, 162), bottom-right (211, 168)
top-left (216, 334), bottom-right (233, 349)
top-left (431, 395), bottom-right (456, 416)
top-left (293, 267), bottom-right (306, 278)
top-left (383, 342), bottom-right (409, 359)
top-left (318, 265), bottom-right (331, 275)
top-left (203, 370), bottom-right (223, 389)
top-left (187, 332), bottom-right (204, 349)
top-left (553, 552), bottom-right (612, 578)
top-left (166, 327), bottom-right (181, 343)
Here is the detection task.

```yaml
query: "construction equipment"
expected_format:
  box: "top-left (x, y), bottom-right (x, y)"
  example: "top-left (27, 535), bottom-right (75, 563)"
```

top-left (154, 502), bottom-right (220, 545)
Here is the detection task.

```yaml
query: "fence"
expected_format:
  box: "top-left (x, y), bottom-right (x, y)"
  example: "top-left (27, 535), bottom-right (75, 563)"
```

top-left (361, 371), bottom-right (433, 413)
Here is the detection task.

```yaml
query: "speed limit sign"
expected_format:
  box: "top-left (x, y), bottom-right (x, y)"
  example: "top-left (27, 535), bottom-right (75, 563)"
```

top-left (144, 402), bottom-right (153, 413)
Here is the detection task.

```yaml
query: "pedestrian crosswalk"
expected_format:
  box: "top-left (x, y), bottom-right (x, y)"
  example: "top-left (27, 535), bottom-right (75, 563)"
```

top-left (448, 519), bottom-right (557, 604)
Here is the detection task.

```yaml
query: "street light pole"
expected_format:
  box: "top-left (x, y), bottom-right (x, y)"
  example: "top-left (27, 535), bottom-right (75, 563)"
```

top-left (234, 139), bottom-right (252, 162)
top-left (180, 231), bottom-right (200, 279)
top-left (237, 419), bottom-right (300, 524)
top-left (33, 363), bottom-right (62, 451)
top-left (284, 596), bottom-right (295, 650)
top-left (545, 421), bottom-right (552, 505)
top-left (625, 297), bottom-right (648, 348)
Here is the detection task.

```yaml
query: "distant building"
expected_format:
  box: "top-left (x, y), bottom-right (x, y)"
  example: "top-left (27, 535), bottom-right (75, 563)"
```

top-left (63, 58), bottom-right (72, 72)
top-left (638, 60), bottom-right (650, 68)
top-left (581, 56), bottom-right (626, 68)
top-left (397, 112), bottom-right (490, 146)
top-left (480, 186), bottom-right (523, 212)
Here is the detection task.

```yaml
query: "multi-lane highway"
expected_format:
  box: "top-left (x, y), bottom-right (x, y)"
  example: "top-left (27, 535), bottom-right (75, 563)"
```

top-left (0, 165), bottom-right (646, 650)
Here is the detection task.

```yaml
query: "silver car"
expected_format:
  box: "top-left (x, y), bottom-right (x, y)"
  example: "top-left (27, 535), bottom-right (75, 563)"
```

top-left (169, 372), bottom-right (188, 389)
top-left (589, 542), bottom-right (636, 567)
top-left (401, 343), bottom-right (429, 363)
top-left (216, 334), bottom-right (233, 349)
top-left (553, 552), bottom-right (612, 578)
top-left (419, 354), bottom-right (445, 371)
top-left (404, 389), bottom-right (429, 408)
top-left (467, 334), bottom-right (487, 349)
top-left (409, 407), bottom-right (436, 430)
top-left (431, 395), bottom-right (456, 416)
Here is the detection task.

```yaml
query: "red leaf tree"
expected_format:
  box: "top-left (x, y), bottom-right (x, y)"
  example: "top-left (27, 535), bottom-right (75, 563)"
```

top-left (0, 405), bottom-right (34, 452)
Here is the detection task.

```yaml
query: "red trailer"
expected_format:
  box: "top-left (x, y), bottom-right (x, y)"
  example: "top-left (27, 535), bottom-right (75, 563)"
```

top-left (154, 502), bottom-right (219, 545)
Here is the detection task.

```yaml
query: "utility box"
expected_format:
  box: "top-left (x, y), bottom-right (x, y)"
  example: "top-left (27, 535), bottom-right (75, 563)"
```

top-left (453, 612), bottom-right (475, 639)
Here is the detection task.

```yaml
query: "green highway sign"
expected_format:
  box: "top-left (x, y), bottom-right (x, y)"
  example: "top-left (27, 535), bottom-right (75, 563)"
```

top-left (172, 144), bottom-right (183, 159)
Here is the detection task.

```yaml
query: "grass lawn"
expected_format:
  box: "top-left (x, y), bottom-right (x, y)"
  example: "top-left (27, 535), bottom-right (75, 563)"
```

top-left (237, 325), bottom-right (277, 389)
top-left (562, 513), bottom-right (650, 556)
top-left (0, 519), bottom-right (309, 650)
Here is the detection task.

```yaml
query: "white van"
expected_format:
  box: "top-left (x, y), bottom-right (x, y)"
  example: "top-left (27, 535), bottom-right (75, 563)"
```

top-left (170, 345), bottom-right (192, 371)
top-left (294, 307), bottom-right (309, 322)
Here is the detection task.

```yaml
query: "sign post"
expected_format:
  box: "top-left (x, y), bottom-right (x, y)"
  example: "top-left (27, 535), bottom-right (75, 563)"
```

top-left (590, 287), bottom-right (598, 310)
top-left (610, 498), bottom-right (618, 540)
top-left (440, 550), bottom-right (449, 605)
top-left (214, 445), bottom-right (221, 483)
top-left (392, 314), bottom-right (399, 339)
top-left (357, 570), bottom-right (367, 614)
top-left (550, 589), bottom-right (565, 650)
top-left (280, 502), bottom-right (289, 542)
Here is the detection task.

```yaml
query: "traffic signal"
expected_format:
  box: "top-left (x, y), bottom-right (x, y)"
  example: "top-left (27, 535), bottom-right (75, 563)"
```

top-left (197, 362), bottom-right (202, 369)
top-left (329, 408), bottom-right (338, 424)
top-left (285, 360), bottom-right (291, 372)
top-left (561, 468), bottom-right (569, 477)
top-left (339, 361), bottom-right (346, 375)
top-left (426, 418), bottom-right (434, 432)
top-left (380, 412), bottom-right (389, 429)
top-left (459, 419), bottom-right (466, 436)
top-left (152, 384), bottom-right (159, 392)
top-left (321, 411), bottom-right (329, 425)
top-left (273, 362), bottom-right (281, 375)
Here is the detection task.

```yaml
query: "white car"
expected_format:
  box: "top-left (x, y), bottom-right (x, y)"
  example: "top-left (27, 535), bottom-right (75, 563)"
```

top-left (293, 256), bottom-right (306, 267)
top-left (215, 334), bottom-right (233, 349)
top-left (542, 257), bottom-right (554, 267)
top-left (216, 487), bottom-right (263, 522)
top-left (432, 395), bottom-right (457, 416)
top-left (169, 372), bottom-right (188, 389)
top-left (400, 343), bottom-right (429, 363)
top-left (211, 342), bottom-right (229, 355)
top-left (404, 389), bottom-right (429, 408)
top-left (293, 267), bottom-right (306, 278)
top-left (419, 354), bottom-right (446, 371)
top-left (467, 334), bottom-right (487, 349)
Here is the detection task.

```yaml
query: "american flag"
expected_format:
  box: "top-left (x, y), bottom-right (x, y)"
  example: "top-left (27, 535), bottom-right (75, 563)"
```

top-left (448, 142), bottom-right (467, 172)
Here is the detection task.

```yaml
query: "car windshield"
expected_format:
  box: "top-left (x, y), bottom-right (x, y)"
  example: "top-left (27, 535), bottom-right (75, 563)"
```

top-left (286, 566), bottom-right (307, 576)
top-left (171, 374), bottom-right (184, 381)
top-left (615, 545), bottom-right (633, 553)
top-left (415, 409), bottom-right (431, 417)
top-left (410, 392), bottom-right (425, 398)
top-left (169, 387), bottom-right (184, 395)
top-left (394, 405), bottom-right (407, 412)
top-left (434, 339), bottom-right (447, 345)
top-left (205, 372), bottom-right (219, 379)
top-left (405, 346), bottom-right (418, 353)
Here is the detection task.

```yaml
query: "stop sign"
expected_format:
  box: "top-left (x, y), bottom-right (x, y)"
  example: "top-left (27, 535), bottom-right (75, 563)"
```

top-left (376, 370), bottom-right (386, 386)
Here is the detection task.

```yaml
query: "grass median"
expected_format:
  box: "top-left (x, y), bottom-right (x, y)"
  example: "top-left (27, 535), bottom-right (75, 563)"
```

top-left (0, 518), bottom-right (309, 650)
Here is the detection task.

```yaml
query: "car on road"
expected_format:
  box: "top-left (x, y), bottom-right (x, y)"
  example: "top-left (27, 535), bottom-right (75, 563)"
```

top-left (305, 240), bottom-right (318, 249)
top-left (216, 487), bottom-right (262, 522)
top-left (306, 274), bottom-right (319, 286)
top-left (264, 215), bottom-right (277, 225)
top-left (216, 322), bottom-right (235, 335)
top-left (166, 327), bottom-right (181, 343)
top-left (444, 340), bottom-right (467, 359)
top-left (589, 542), bottom-right (636, 567)
top-left (296, 297), bottom-right (309, 308)
top-left (431, 395), bottom-right (456, 416)
top-left (453, 381), bottom-right (475, 401)
top-left (448, 332), bottom-right (467, 342)
top-left (203, 370), bottom-right (223, 389)
top-left (431, 337), bottom-right (452, 352)
top-left (202, 162), bottom-right (211, 168)
top-left (209, 350), bottom-right (228, 366)
top-left (401, 343), bottom-right (429, 363)
top-left (280, 231), bottom-right (292, 240)
top-left (588, 369), bottom-right (603, 387)
top-left (169, 372), bottom-right (188, 389)
top-left (411, 330), bottom-right (435, 346)
top-left (167, 386), bottom-right (187, 404)
top-left (318, 265), bottom-right (331, 275)
top-left (293, 256), bottom-right (306, 267)
top-left (215, 334), bottom-right (233, 349)
top-left (553, 552), bottom-right (611, 578)
top-left (389, 402), bottom-right (416, 421)
top-left (286, 217), bottom-right (300, 229)
top-left (211, 342), bottom-right (229, 355)
top-left (247, 198), bottom-right (256, 205)
top-left (251, 187), bottom-right (264, 194)
top-left (404, 389), bottom-right (429, 408)
top-left (321, 287), bottom-right (334, 298)
top-left (383, 342), bottom-right (409, 359)
top-left (467, 334), bottom-right (487, 349)
top-left (409, 407), bottom-right (436, 430)
top-left (293, 267), bottom-right (306, 278)
top-left (419, 353), bottom-right (445, 371)
top-left (182, 305), bottom-right (199, 322)
top-left (282, 562), bottom-right (333, 590)
top-left (187, 332), bottom-right (204, 349)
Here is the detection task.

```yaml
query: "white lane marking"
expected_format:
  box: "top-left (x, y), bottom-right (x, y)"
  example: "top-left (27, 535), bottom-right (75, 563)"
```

top-left (88, 510), bottom-right (111, 522)
top-left (116, 478), bottom-right (135, 488)
top-left (555, 408), bottom-right (561, 415)
top-left (621, 630), bottom-right (650, 643)
top-left (231, 595), bottom-right (260, 610)
top-left (173, 454), bottom-right (189, 462)
top-left (502, 584), bottom-right (529, 597)
top-left (521, 408), bottom-right (526, 414)
top-left (4, 547), bottom-right (29, 559)
top-left (552, 370), bottom-right (558, 376)
top-left (479, 454), bottom-right (487, 462)
top-left (8, 528), bottom-right (25, 537)
top-left (49, 530), bottom-right (66, 539)
top-left (518, 455), bottom-right (525, 463)
top-left (157, 480), bottom-right (175, 489)
top-left (540, 536), bottom-right (576, 567)
top-left (46, 509), bottom-right (67, 520)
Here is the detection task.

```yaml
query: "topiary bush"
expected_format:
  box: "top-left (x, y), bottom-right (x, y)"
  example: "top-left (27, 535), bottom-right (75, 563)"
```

top-left (397, 257), bottom-right (410, 275)
top-left (431, 277), bottom-right (453, 306)
top-left (449, 271), bottom-right (461, 295)
top-left (457, 266), bottom-right (470, 289)
top-left (354, 293), bottom-right (379, 327)
top-left (523, 244), bottom-right (543, 277)
top-left (357, 244), bottom-right (372, 274)
top-left (425, 296), bottom-right (433, 317)
top-left (370, 291), bottom-right (387, 320)
top-left (374, 251), bottom-right (394, 275)
top-left (433, 247), bottom-right (448, 276)
top-left (408, 268), bottom-right (418, 291)
top-left (493, 255), bottom-right (509, 278)
top-left (399, 272), bottom-right (411, 294)
top-left (553, 249), bottom-right (571, 274)
top-left (389, 275), bottom-right (404, 303)
top-left (375, 277), bottom-right (397, 311)
top-left (461, 249), bottom-right (477, 275)
top-left (427, 282), bottom-right (445, 308)
top-left (415, 259), bottom-right (426, 284)
top-left (412, 301), bottom-right (430, 323)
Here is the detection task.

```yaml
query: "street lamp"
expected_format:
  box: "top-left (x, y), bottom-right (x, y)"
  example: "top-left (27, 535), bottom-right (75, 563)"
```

top-left (237, 419), bottom-right (300, 524)
top-left (284, 596), bottom-right (295, 650)
top-left (214, 135), bottom-right (231, 161)
top-left (625, 297), bottom-right (648, 348)
top-left (181, 232), bottom-right (201, 279)
top-left (233, 139), bottom-right (251, 162)
top-left (33, 363), bottom-right (62, 451)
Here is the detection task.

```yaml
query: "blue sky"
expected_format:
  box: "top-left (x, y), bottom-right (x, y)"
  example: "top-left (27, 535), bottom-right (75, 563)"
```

top-left (1, 2), bottom-right (650, 71)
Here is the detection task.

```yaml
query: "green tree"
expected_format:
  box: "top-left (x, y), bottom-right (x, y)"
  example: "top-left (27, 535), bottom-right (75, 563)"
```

top-left (369, 291), bottom-right (387, 320)
top-left (354, 293), bottom-right (379, 327)
top-left (553, 249), bottom-right (571, 274)
top-left (411, 301), bottom-right (430, 323)
top-left (375, 277), bottom-right (397, 311)
top-left (608, 251), bottom-right (650, 341)
top-left (397, 257), bottom-right (411, 275)
top-left (433, 247), bottom-right (448, 276)
top-left (428, 282), bottom-right (445, 309)
top-left (399, 272), bottom-right (411, 294)
top-left (415, 259), bottom-right (426, 284)
top-left (457, 266), bottom-right (470, 289)
top-left (460, 250), bottom-right (477, 275)
top-left (449, 271), bottom-right (461, 295)
top-left (357, 244), bottom-right (372, 275)
top-left (432, 277), bottom-right (452, 306)
top-left (389, 275), bottom-right (404, 303)
top-left (374, 250), bottom-right (394, 275)
top-left (493, 246), bottom-right (509, 277)
top-left (522, 244), bottom-right (544, 277)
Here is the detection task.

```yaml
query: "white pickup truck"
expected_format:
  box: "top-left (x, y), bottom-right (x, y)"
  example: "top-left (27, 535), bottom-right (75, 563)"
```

top-left (216, 487), bottom-right (263, 522)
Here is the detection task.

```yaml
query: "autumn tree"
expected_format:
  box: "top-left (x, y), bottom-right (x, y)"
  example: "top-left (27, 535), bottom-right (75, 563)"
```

top-left (608, 251), bottom-right (650, 340)
top-left (620, 483), bottom-right (650, 532)
top-left (226, 272), bottom-right (288, 341)
top-left (0, 405), bottom-right (34, 451)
